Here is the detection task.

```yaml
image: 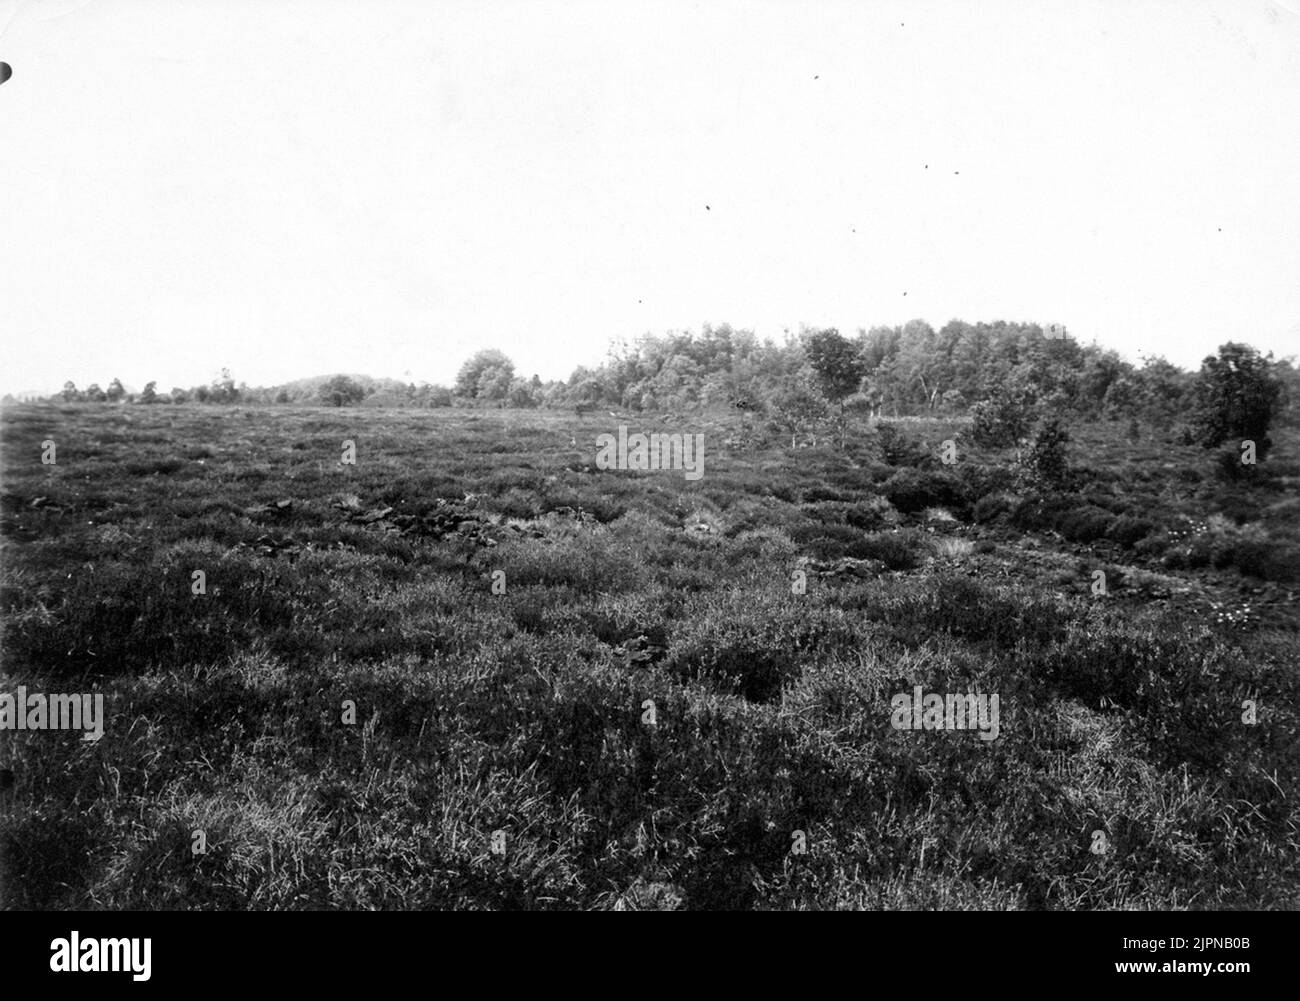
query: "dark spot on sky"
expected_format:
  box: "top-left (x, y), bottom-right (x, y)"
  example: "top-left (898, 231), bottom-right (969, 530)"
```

top-left (0, 63), bottom-right (12, 86)
top-left (705, 205), bottom-right (710, 211)
top-left (814, 75), bottom-right (819, 80)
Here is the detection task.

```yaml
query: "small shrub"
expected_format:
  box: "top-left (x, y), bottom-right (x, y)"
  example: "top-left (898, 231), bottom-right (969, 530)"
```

top-left (1018, 418), bottom-right (1072, 491)
top-left (1012, 495), bottom-right (1112, 542)
top-left (971, 388), bottom-right (1036, 447)
top-left (963, 464), bottom-right (1018, 499)
top-left (843, 497), bottom-right (897, 529)
top-left (973, 493), bottom-right (1016, 524)
top-left (1134, 533), bottom-right (1172, 559)
top-left (881, 468), bottom-right (967, 515)
top-left (1054, 505), bottom-right (1113, 543)
top-left (1186, 535), bottom-right (1216, 568)
top-left (789, 523), bottom-right (872, 560)
top-left (1105, 515), bottom-right (1156, 547)
top-left (800, 501), bottom-right (851, 525)
top-left (802, 485), bottom-right (851, 503)
top-left (730, 527), bottom-right (799, 560)
top-left (1212, 492), bottom-right (1262, 525)
top-left (1010, 494), bottom-right (1075, 532)
top-left (856, 530), bottom-right (925, 570)
top-left (1233, 540), bottom-right (1300, 582)
top-left (723, 497), bottom-right (811, 538)
top-left (1213, 447), bottom-right (1261, 484)
top-left (876, 423), bottom-right (929, 467)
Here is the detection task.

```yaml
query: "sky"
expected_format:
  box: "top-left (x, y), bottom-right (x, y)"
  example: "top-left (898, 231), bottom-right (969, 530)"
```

top-left (1, 0), bottom-right (1298, 396)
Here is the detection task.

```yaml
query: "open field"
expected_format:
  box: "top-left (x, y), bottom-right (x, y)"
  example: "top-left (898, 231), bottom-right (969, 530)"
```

top-left (1, 402), bottom-right (1298, 909)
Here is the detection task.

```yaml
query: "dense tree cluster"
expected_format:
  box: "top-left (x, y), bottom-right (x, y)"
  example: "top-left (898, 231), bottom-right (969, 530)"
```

top-left (1189, 342), bottom-right (1286, 459)
top-left (551, 320), bottom-right (1195, 419)
top-left (33, 322), bottom-right (1296, 455)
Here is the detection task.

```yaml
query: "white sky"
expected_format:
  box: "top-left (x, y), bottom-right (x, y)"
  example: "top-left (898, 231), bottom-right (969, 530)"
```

top-left (2, 0), bottom-right (1298, 395)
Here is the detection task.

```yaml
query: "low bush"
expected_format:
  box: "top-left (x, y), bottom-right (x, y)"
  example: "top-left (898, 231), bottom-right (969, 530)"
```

top-left (663, 597), bottom-right (859, 702)
top-left (855, 530), bottom-right (925, 570)
top-left (802, 485), bottom-right (852, 503)
top-left (1106, 514), bottom-right (1156, 547)
top-left (1011, 495), bottom-right (1114, 543)
top-left (1055, 505), bottom-right (1114, 544)
top-left (973, 492), bottom-right (1016, 524)
top-left (1233, 540), bottom-right (1300, 582)
top-left (881, 468), bottom-right (968, 515)
top-left (876, 423), bottom-right (931, 467)
top-left (1018, 418), bottom-right (1073, 491)
top-left (1214, 447), bottom-right (1262, 484)
top-left (971, 388), bottom-right (1036, 447)
top-left (790, 522), bottom-right (875, 560)
top-left (963, 464), bottom-right (1019, 500)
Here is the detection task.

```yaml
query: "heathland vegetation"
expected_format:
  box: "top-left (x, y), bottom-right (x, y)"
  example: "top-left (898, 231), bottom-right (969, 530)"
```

top-left (32, 320), bottom-right (1300, 425)
top-left (1, 323), bottom-right (1297, 909)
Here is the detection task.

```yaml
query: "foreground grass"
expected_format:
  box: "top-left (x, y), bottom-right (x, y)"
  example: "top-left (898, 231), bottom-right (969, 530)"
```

top-left (1, 403), bottom-right (1297, 909)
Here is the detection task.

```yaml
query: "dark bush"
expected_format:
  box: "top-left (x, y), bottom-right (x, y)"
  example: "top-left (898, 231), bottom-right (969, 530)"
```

top-left (800, 501), bottom-right (850, 525)
top-left (1211, 544), bottom-right (1237, 570)
top-left (1010, 494), bottom-right (1076, 532)
top-left (1186, 535), bottom-right (1216, 569)
top-left (973, 493), bottom-right (1015, 524)
top-left (1161, 547), bottom-right (1190, 570)
top-left (125, 459), bottom-right (185, 476)
top-left (1055, 506), bottom-right (1114, 543)
top-left (876, 423), bottom-right (930, 467)
top-left (1212, 492), bottom-right (1262, 525)
top-left (855, 531), bottom-right (924, 570)
top-left (1134, 534), bottom-right (1171, 559)
top-left (963, 464), bottom-right (1018, 499)
top-left (864, 462), bottom-right (896, 484)
top-left (798, 500), bottom-right (892, 532)
top-left (789, 523), bottom-right (875, 560)
top-left (1233, 541), bottom-right (1300, 582)
top-left (1214, 447), bottom-right (1262, 484)
top-left (971, 388), bottom-right (1036, 447)
top-left (1190, 342), bottom-right (1283, 458)
top-left (876, 575), bottom-right (1068, 649)
top-left (1019, 418), bottom-right (1072, 490)
top-left (881, 468), bottom-right (967, 514)
top-left (1106, 515), bottom-right (1156, 547)
top-left (842, 501), bottom-right (890, 530)
top-left (802, 485), bottom-right (851, 503)
top-left (664, 604), bottom-right (856, 703)
top-left (1012, 494), bottom-right (1113, 542)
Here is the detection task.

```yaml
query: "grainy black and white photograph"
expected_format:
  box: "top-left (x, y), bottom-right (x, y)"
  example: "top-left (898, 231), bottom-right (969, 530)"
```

top-left (0, 0), bottom-right (1297, 967)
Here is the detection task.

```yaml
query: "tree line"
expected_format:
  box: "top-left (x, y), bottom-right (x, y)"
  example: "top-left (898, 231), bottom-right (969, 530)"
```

top-left (27, 320), bottom-right (1297, 449)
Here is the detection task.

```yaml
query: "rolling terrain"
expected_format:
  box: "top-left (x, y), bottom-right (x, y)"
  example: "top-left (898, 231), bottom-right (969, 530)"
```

top-left (1, 402), bottom-right (1297, 909)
